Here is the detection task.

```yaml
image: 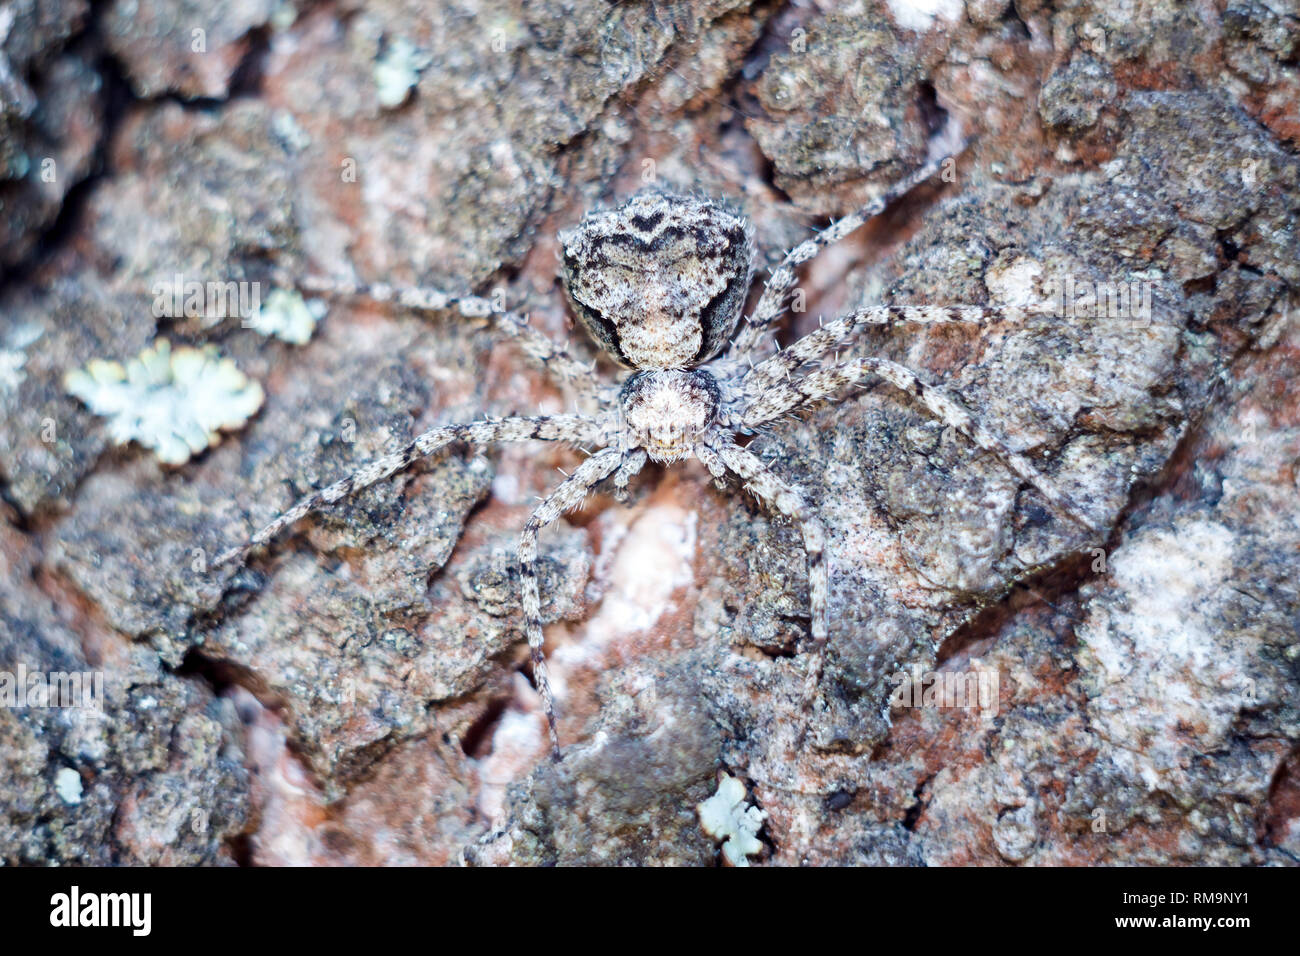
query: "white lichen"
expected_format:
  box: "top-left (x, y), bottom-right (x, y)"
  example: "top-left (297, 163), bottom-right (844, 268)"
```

top-left (271, 110), bottom-right (312, 153)
top-left (0, 349), bottom-right (26, 392)
top-left (886, 0), bottom-right (963, 32)
top-left (374, 38), bottom-right (430, 109)
top-left (697, 774), bottom-right (766, 866)
top-left (0, 322), bottom-right (42, 393)
top-left (247, 288), bottom-right (323, 345)
top-left (64, 338), bottom-right (264, 466)
top-left (54, 767), bottom-right (83, 805)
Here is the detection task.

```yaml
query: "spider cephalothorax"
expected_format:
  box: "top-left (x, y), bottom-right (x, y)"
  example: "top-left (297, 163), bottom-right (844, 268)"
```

top-left (622, 369), bottom-right (720, 463)
top-left (216, 147), bottom-right (1098, 758)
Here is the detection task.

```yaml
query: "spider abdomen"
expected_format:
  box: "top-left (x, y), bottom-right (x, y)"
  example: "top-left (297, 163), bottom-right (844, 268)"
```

top-left (559, 191), bottom-right (754, 370)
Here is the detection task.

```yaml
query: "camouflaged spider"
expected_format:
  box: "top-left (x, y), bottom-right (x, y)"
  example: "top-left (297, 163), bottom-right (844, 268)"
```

top-left (215, 148), bottom-right (1096, 757)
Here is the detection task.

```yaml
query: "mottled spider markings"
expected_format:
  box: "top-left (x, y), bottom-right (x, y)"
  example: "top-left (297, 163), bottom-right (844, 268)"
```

top-left (560, 191), bottom-right (754, 369)
top-left (214, 147), bottom-right (1098, 758)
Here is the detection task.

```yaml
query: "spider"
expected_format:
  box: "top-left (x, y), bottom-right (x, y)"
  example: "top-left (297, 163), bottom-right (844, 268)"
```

top-left (214, 146), bottom-right (1097, 758)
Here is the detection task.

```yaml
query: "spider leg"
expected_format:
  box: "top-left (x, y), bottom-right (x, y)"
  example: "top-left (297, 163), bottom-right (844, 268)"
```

top-left (741, 356), bottom-right (1098, 534)
top-left (695, 440), bottom-right (729, 490)
top-left (214, 414), bottom-right (607, 567)
top-left (741, 304), bottom-right (1007, 400)
top-left (726, 148), bottom-right (959, 369)
top-left (495, 310), bottom-right (605, 401)
top-left (612, 448), bottom-right (649, 502)
top-left (697, 439), bottom-right (829, 709)
top-left (282, 274), bottom-right (603, 399)
top-left (517, 446), bottom-right (624, 758)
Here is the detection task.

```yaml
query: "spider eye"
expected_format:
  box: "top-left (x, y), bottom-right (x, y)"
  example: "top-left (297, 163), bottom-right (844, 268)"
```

top-left (560, 192), bottom-right (754, 370)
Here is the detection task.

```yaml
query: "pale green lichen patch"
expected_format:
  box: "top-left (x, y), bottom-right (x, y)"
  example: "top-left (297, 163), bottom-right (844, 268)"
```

top-left (54, 768), bottom-right (82, 806)
top-left (697, 774), bottom-right (766, 866)
top-left (63, 339), bottom-right (264, 466)
top-left (0, 323), bottom-right (42, 393)
top-left (248, 288), bottom-right (323, 345)
top-left (374, 38), bottom-right (430, 109)
top-left (0, 350), bottom-right (27, 393)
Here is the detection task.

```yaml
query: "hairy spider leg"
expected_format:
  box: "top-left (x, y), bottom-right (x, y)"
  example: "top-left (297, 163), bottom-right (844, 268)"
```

top-left (739, 304), bottom-right (1011, 400)
top-left (518, 446), bottom-right (629, 757)
top-left (726, 148), bottom-right (960, 370)
top-left (214, 414), bottom-right (606, 567)
top-left (742, 353), bottom-right (1098, 534)
top-left (281, 273), bottom-right (604, 399)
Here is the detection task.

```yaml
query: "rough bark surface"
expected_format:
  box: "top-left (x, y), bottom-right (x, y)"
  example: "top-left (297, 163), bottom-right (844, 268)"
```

top-left (0, 0), bottom-right (1297, 865)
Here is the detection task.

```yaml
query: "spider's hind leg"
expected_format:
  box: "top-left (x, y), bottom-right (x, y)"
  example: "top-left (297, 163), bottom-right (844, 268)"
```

top-left (517, 447), bottom-right (625, 758)
top-left (740, 304), bottom-right (1005, 401)
top-left (725, 148), bottom-right (961, 371)
top-left (281, 274), bottom-right (603, 399)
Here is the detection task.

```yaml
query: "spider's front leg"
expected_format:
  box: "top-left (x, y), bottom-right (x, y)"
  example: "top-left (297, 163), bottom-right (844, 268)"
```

top-left (742, 353), bottom-right (1099, 534)
top-left (611, 448), bottom-right (649, 502)
top-left (214, 413), bottom-right (607, 567)
top-left (697, 439), bottom-right (829, 710)
top-left (518, 446), bottom-right (630, 758)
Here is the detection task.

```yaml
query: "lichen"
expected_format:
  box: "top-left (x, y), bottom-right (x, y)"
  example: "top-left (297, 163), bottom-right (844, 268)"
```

top-left (0, 349), bottom-right (26, 392)
top-left (374, 38), bottom-right (430, 110)
top-left (63, 338), bottom-right (264, 465)
top-left (248, 288), bottom-right (323, 345)
top-left (698, 774), bottom-right (766, 866)
top-left (54, 768), bottom-right (82, 805)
